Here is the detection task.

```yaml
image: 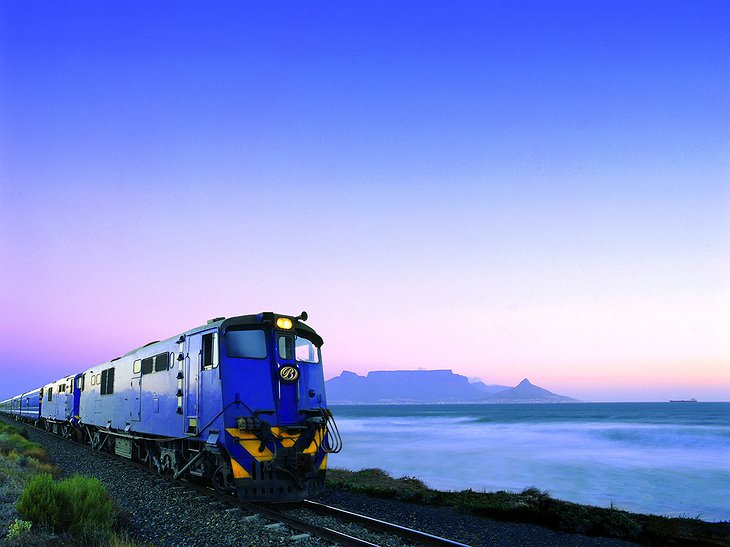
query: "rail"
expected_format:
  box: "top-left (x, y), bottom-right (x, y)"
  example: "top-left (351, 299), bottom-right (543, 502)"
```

top-left (3, 414), bottom-right (473, 546)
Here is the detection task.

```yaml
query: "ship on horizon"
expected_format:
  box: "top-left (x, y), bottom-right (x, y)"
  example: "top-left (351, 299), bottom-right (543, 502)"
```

top-left (669, 398), bottom-right (698, 403)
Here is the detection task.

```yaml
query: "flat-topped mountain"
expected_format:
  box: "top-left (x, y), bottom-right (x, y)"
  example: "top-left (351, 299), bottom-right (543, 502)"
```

top-left (325, 370), bottom-right (578, 404)
top-left (326, 369), bottom-right (486, 404)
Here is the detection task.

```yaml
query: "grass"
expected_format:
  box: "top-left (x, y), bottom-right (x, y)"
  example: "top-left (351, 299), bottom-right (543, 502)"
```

top-left (0, 421), bottom-right (59, 478)
top-left (326, 467), bottom-right (730, 546)
top-left (0, 418), bottom-right (145, 545)
top-left (0, 423), bottom-right (29, 439)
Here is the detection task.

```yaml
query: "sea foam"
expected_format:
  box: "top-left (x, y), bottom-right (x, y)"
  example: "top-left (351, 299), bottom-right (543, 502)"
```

top-left (329, 403), bottom-right (730, 521)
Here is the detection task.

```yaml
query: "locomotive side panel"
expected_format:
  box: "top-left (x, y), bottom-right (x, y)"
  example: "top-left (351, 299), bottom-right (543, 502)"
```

top-left (79, 361), bottom-right (116, 428)
top-left (12, 395), bottom-right (23, 418)
top-left (20, 389), bottom-right (42, 421)
top-left (133, 341), bottom-right (183, 437)
top-left (40, 382), bottom-right (55, 421)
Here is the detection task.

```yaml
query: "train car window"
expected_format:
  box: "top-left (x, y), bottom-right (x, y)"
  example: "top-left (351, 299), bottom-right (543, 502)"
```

top-left (155, 352), bottom-right (169, 372)
top-left (224, 329), bottom-right (267, 359)
top-left (100, 367), bottom-right (115, 395)
top-left (76, 376), bottom-right (84, 392)
top-left (47, 388), bottom-right (52, 402)
top-left (96, 373), bottom-right (101, 385)
top-left (133, 359), bottom-right (141, 374)
top-left (141, 357), bottom-right (154, 375)
top-left (202, 333), bottom-right (218, 370)
top-left (295, 336), bottom-right (320, 364)
top-left (278, 336), bottom-right (293, 360)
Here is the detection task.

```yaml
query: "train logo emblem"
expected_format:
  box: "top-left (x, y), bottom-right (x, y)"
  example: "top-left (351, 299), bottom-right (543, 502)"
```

top-left (279, 366), bottom-right (299, 382)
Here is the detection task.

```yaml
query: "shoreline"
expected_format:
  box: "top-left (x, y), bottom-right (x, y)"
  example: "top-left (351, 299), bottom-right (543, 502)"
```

top-left (326, 467), bottom-right (730, 546)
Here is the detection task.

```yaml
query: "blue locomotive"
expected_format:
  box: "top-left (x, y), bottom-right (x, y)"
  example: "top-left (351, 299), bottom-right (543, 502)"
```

top-left (0, 312), bottom-right (341, 502)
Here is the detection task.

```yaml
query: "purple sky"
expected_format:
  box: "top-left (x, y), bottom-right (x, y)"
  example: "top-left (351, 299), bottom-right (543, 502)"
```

top-left (1, 2), bottom-right (728, 401)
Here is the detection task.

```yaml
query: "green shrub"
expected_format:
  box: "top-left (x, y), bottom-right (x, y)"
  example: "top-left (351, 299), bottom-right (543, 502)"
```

top-left (5, 519), bottom-right (32, 541)
top-left (16, 474), bottom-right (60, 529)
top-left (16, 473), bottom-right (115, 543)
top-left (58, 474), bottom-right (115, 538)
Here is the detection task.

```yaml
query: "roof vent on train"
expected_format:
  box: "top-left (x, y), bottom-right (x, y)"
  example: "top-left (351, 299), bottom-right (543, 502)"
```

top-left (207, 317), bottom-right (225, 324)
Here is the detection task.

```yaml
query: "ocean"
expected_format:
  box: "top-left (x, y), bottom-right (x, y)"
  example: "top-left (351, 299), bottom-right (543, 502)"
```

top-left (327, 403), bottom-right (730, 522)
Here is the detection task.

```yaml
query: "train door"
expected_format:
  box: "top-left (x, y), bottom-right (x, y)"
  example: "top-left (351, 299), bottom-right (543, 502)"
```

top-left (275, 331), bottom-right (299, 424)
top-left (52, 386), bottom-right (60, 419)
top-left (64, 379), bottom-right (73, 420)
top-left (198, 330), bottom-right (220, 437)
top-left (130, 365), bottom-right (142, 422)
top-left (185, 333), bottom-right (201, 434)
top-left (184, 329), bottom-right (220, 435)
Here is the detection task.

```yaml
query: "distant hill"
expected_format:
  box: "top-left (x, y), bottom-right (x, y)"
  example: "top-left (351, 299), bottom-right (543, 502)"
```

top-left (488, 378), bottom-right (579, 403)
top-left (325, 370), bottom-right (578, 404)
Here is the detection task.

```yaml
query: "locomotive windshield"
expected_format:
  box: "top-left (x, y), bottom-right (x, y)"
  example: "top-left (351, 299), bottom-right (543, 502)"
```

top-left (295, 336), bottom-right (319, 363)
top-left (224, 329), bottom-right (267, 359)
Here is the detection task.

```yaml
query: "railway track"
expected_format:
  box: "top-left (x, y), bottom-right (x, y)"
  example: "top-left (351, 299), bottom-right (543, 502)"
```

top-left (176, 470), bottom-right (472, 546)
top-left (9, 416), bottom-right (471, 546)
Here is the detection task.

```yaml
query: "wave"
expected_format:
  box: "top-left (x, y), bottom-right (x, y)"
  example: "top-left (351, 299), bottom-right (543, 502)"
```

top-left (329, 406), bottom-right (730, 520)
top-left (590, 424), bottom-right (730, 450)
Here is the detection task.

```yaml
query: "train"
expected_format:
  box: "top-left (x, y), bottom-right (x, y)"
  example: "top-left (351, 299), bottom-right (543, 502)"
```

top-left (0, 312), bottom-right (342, 502)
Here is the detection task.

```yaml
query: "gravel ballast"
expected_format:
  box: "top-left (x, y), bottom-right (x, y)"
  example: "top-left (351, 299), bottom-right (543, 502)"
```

top-left (10, 420), bottom-right (638, 546)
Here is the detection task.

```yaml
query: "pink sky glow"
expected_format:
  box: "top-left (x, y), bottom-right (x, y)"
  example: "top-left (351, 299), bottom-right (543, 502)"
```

top-left (1, 2), bottom-right (728, 402)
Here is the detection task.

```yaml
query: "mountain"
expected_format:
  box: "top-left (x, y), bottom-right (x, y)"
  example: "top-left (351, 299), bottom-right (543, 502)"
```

top-left (488, 378), bottom-right (579, 403)
top-left (470, 381), bottom-right (512, 394)
top-left (325, 370), bottom-right (578, 404)
top-left (325, 369), bottom-right (487, 404)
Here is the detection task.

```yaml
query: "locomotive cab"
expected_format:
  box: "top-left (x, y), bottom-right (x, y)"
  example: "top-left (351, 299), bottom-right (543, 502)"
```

top-left (215, 312), bottom-right (340, 502)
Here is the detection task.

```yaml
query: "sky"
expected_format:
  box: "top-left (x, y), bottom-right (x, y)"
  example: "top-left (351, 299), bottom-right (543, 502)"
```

top-left (1, 1), bottom-right (728, 402)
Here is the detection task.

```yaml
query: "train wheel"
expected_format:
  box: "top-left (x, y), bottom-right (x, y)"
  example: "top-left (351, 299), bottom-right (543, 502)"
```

top-left (161, 453), bottom-right (173, 474)
top-left (138, 444), bottom-right (150, 466)
top-left (212, 464), bottom-right (234, 493)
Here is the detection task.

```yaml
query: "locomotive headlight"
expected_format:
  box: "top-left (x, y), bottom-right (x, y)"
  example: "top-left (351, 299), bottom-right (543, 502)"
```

top-left (276, 317), bottom-right (293, 330)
